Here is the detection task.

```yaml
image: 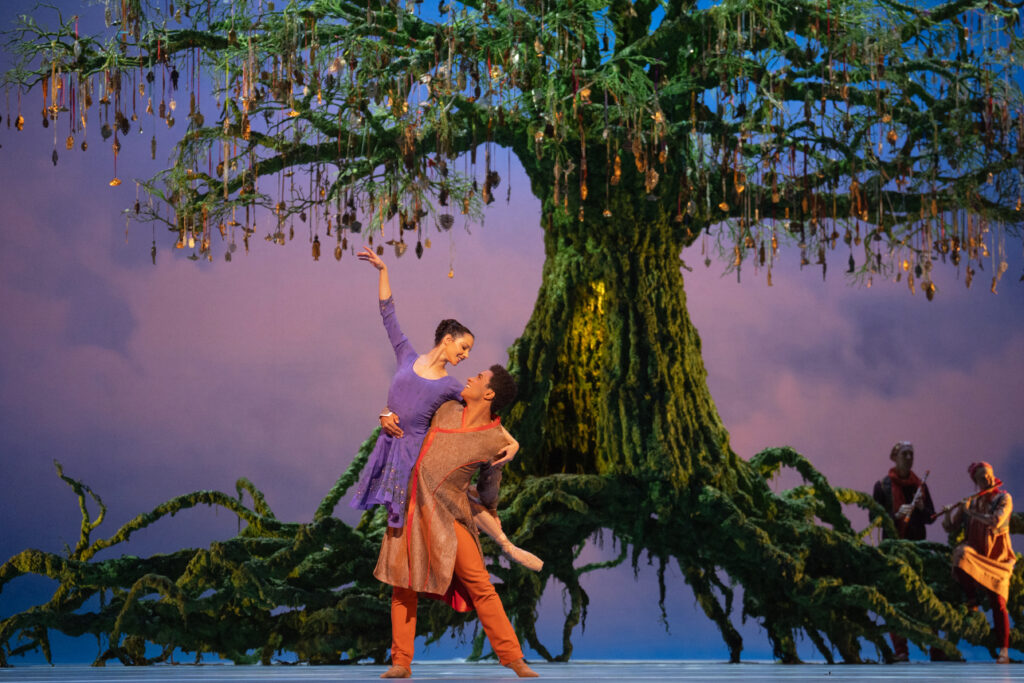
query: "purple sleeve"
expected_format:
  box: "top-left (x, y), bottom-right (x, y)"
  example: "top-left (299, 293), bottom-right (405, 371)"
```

top-left (444, 376), bottom-right (463, 402)
top-left (380, 297), bottom-right (416, 364)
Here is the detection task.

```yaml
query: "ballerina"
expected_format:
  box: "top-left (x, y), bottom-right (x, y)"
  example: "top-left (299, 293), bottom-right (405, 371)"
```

top-left (349, 247), bottom-right (518, 530)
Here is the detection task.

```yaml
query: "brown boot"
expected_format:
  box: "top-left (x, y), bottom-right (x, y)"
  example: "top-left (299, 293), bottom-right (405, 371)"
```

top-left (380, 664), bottom-right (411, 678)
top-left (504, 658), bottom-right (539, 677)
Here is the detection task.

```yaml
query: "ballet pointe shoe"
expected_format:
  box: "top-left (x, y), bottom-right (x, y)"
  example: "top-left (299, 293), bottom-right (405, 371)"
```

top-left (504, 658), bottom-right (539, 677)
top-left (473, 506), bottom-right (544, 572)
top-left (380, 664), bottom-right (411, 678)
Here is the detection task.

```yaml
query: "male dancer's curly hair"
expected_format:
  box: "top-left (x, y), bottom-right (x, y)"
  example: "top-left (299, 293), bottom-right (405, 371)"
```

top-left (487, 365), bottom-right (518, 413)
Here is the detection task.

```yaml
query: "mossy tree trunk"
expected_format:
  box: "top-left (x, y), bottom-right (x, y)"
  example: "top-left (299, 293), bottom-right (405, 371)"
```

top-left (505, 165), bottom-right (741, 497)
top-left (481, 158), bottom-right (761, 661)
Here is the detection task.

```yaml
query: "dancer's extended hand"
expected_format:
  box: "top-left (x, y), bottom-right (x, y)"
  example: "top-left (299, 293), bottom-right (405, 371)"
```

top-left (493, 440), bottom-right (518, 466)
top-left (358, 246), bottom-right (386, 271)
top-left (381, 412), bottom-right (404, 438)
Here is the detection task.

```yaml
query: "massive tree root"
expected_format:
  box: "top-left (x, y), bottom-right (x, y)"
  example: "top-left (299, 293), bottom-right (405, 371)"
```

top-left (2, 445), bottom-right (1021, 666)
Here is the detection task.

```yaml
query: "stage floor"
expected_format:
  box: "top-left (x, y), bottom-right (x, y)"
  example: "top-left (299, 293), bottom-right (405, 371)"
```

top-left (0, 661), bottom-right (1021, 682)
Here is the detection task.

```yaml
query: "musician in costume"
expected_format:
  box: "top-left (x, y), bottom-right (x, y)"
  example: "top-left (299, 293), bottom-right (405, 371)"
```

top-left (871, 440), bottom-right (936, 661)
top-left (942, 461), bottom-right (1015, 664)
top-left (873, 441), bottom-right (936, 541)
top-left (374, 366), bottom-right (538, 679)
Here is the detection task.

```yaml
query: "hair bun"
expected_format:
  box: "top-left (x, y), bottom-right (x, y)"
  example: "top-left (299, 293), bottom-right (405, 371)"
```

top-left (434, 318), bottom-right (473, 346)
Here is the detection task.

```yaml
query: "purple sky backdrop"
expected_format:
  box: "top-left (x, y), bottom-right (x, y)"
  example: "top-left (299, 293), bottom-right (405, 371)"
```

top-left (1, 0), bottom-right (1024, 664)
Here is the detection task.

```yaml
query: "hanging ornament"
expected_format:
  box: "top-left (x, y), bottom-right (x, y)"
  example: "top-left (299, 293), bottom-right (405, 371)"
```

top-left (312, 235), bottom-right (321, 261)
top-left (645, 167), bottom-right (659, 193)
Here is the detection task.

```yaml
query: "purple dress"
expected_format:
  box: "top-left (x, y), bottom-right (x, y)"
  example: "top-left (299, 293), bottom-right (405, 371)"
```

top-left (350, 296), bottom-right (463, 527)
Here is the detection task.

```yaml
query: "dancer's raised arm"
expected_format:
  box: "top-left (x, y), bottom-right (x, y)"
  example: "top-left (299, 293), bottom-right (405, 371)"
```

top-left (358, 247), bottom-right (406, 437)
top-left (357, 246), bottom-right (392, 301)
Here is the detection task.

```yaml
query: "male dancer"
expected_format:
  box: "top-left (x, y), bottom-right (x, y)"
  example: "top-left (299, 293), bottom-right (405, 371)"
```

top-left (374, 365), bottom-right (538, 678)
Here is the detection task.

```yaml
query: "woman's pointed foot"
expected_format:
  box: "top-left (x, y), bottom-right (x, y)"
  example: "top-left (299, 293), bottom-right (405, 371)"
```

top-left (380, 664), bottom-right (411, 678)
top-left (504, 658), bottom-right (539, 677)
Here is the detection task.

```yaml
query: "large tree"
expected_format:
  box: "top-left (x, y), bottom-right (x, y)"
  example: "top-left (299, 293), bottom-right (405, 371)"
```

top-left (2, 0), bottom-right (1023, 667)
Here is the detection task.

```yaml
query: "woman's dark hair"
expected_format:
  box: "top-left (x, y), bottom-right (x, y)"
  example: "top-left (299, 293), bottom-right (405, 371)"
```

top-left (434, 319), bottom-right (473, 346)
top-left (487, 364), bottom-right (518, 413)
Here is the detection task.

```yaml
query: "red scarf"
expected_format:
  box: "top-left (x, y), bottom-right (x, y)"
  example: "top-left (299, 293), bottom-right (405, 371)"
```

top-left (888, 468), bottom-right (923, 535)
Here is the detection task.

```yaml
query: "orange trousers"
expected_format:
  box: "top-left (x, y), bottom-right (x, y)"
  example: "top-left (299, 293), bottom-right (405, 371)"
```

top-left (389, 523), bottom-right (523, 667)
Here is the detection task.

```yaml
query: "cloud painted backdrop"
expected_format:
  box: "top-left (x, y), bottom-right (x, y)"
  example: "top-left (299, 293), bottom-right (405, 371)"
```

top-left (1, 0), bottom-right (1023, 663)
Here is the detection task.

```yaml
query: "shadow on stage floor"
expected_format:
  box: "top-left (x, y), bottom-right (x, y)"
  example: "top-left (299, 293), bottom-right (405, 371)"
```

top-left (0, 661), bottom-right (1021, 682)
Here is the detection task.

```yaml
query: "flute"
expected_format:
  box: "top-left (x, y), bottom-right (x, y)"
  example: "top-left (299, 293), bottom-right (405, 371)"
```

top-left (899, 470), bottom-right (929, 522)
top-left (930, 484), bottom-right (1000, 521)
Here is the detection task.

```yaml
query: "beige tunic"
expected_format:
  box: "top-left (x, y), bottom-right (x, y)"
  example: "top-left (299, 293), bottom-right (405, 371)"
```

top-left (374, 401), bottom-right (508, 597)
top-left (951, 490), bottom-right (1016, 600)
